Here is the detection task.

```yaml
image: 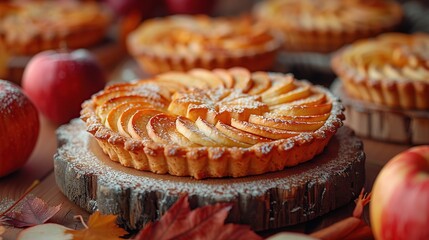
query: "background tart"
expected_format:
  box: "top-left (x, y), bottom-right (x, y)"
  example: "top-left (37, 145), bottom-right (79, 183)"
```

top-left (126, 15), bottom-right (282, 74)
top-left (81, 68), bottom-right (344, 179)
top-left (253, 0), bottom-right (403, 53)
top-left (0, 1), bottom-right (112, 55)
top-left (332, 33), bottom-right (429, 110)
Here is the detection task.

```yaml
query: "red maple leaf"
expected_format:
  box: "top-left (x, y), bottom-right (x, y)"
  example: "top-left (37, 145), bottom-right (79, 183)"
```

top-left (4, 196), bottom-right (61, 228)
top-left (135, 195), bottom-right (262, 240)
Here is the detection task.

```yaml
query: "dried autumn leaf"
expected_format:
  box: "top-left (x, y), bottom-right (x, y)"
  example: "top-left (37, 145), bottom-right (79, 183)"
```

top-left (65, 211), bottom-right (127, 240)
top-left (135, 195), bottom-right (262, 240)
top-left (4, 197), bottom-right (61, 228)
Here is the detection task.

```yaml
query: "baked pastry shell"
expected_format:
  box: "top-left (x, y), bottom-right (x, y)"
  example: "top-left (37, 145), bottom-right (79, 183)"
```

top-left (81, 84), bottom-right (344, 179)
top-left (332, 52), bottom-right (429, 110)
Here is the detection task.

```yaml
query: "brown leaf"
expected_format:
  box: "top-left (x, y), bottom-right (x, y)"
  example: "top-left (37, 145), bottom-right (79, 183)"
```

top-left (135, 195), bottom-right (262, 240)
top-left (4, 197), bottom-right (61, 228)
top-left (65, 211), bottom-right (127, 240)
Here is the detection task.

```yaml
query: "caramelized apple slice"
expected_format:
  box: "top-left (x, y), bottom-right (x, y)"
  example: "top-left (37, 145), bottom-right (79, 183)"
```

top-left (195, 118), bottom-right (250, 147)
top-left (213, 68), bottom-right (234, 88)
top-left (189, 68), bottom-right (225, 88)
top-left (137, 79), bottom-right (187, 93)
top-left (92, 89), bottom-right (131, 106)
top-left (229, 67), bottom-right (253, 93)
top-left (272, 102), bottom-right (332, 116)
top-left (128, 109), bottom-right (163, 140)
top-left (231, 118), bottom-right (300, 139)
top-left (247, 71), bottom-right (271, 95)
top-left (96, 95), bottom-right (155, 123)
top-left (264, 85), bottom-right (311, 106)
top-left (260, 74), bottom-right (294, 99)
top-left (176, 116), bottom-right (218, 146)
top-left (105, 102), bottom-right (151, 133)
top-left (264, 112), bottom-right (331, 122)
top-left (117, 105), bottom-right (153, 137)
top-left (248, 115), bottom-right (324, 131)
top-left (157, 72), bottom-right (209, 89)
top-left (147, 114), bottom-right (196, 146)
top-left (168, 97), bottom-right (202, 117)
top-left (281, 92), bottom-right (326, 106)
top-left (215, 121), bottom-right (270, 145)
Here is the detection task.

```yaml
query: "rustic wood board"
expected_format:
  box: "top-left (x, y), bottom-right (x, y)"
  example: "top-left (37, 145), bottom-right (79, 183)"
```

top-left (54, 119), bottom-right (365, 231)
top-left (332, 80), bottom-right (429, 145)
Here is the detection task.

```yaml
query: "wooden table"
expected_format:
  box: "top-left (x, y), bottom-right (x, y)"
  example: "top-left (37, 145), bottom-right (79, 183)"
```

top-left (0, 113), bottom-right (411, 239)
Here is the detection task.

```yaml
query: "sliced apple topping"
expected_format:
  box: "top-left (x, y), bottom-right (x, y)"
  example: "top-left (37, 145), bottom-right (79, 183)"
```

top-left (213, 68), bottom-right (234, 88)
top-left (231, 118), bottom-right (300, 140)
top-left (168, 87), bottom-right (268, 124)
top-left (195, 118), bottom-right (250, 147)
top-left (229, 67), bottom-right (253, 93)
top-left (105, 102), bottom-right (151, 133)
top-left (248, 114), bottom-right (324, 132)
top-left (272, 102), bottom-right (332, 116)
top-left (156, 71), bottom-right (209, 89)
top-left (176, 116), bottom-right (218, 146)
top-left (88, 67), bottom-right (341, 151)
top-left (146, 114), bottom-right (196, 147)
top-left (264, 84), bottom-right (311, 106)
top-left (117, 105), bottom-right (153, 137)
top-left (264, 112), bottom-right (331, 122)
top-left (247, 71), bottom-right (271, 95)
top-left (96, 95), bottom-right (156, 123)
top-left (260, 74), bottom-right (294, 100)
top-left (215, 121), bottom-right (270, 145)
top-left (188, 68), bottom-right (225, 88)
top-left (128, 109), bottom-right (163, 141)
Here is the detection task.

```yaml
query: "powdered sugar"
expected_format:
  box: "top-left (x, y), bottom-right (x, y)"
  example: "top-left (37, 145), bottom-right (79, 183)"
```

top-left (55, 119), bottom-right (364, 231)
top-left (0, 81), bottom-right (27, 115)
top-left (56, 119), bottom-right (362, 199)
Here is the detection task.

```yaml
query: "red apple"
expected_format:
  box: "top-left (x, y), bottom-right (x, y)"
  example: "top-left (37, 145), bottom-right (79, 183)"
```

top-left (165, 0), bottom-right (217, 15)
top-left (370, 146), bottom-right (429, 240)
top-left (0, 80), bottom-right (39, 177)
top-left (22, 49), bottom-right (106, 125)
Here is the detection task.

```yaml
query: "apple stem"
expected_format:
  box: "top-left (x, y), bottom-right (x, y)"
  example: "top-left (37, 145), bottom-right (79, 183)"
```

top-left (353, 188), bottom-right (371, 218)
top-left (0, 180), bottom-right (40, 217)
top-left (309, 188), bottom-right (373, 240)
top-left (74, 215), bottom-right (89, 229)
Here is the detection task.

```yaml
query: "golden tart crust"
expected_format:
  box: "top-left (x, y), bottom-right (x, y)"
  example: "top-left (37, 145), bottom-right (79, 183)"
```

top-left (332, 33), bottom-right (429, 110)
top-left (127, 15), bottom-right (282, 74)
top-left (253, 0), bottom-right (403, 53)
top-left (0, 1), bottom-right (112, 55)
top-left (81, 68), bottom-right (344, 179)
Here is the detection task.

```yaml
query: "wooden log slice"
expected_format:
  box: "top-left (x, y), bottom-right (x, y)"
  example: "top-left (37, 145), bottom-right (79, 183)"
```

top-left (54, 119), bottom-right (365, 231)
top-left (332, 80), bottom-right (429, 145)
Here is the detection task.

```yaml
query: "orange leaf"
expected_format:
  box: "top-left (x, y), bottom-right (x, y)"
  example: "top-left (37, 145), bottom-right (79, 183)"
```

top-left (135, 195), bottom-right (262, 240)
top-left (0, 225), bottom-right (5, 240)
top-left (65, 211), bottom-right (127, 240)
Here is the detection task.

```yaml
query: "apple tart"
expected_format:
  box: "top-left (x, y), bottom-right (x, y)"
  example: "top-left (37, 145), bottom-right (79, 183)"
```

top-left (81, 68), bottom-right (344, 179)
top-left (253, 0), bottom-right (403, 53)
top-left (332, 33), bottom-right (429, 110)
top-left (126, 15), bottom-right (282, 74)
top-left (0, 1), bottom-right (112, 55)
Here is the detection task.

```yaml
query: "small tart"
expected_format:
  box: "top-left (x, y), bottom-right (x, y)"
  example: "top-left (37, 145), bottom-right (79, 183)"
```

top-left (332, 33), bottom-right (429, 110)
top-left (0, 1), bottom-right (112, 55)
top-left (253, 0), bottom-right (403, 53)
top-left (126, 15), bottom-right (282, 74)
top-left (81, 68), bottom-right (344, 179)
